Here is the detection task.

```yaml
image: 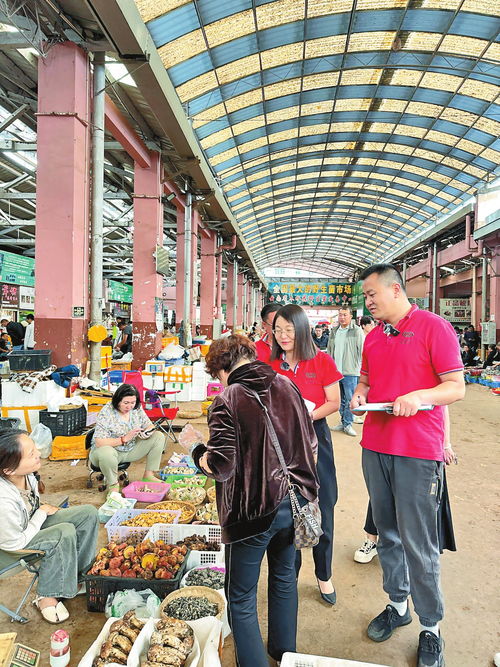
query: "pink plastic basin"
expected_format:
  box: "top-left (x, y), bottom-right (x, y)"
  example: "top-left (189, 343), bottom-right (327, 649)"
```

top-left (121, 480), bottom-right (171, 503)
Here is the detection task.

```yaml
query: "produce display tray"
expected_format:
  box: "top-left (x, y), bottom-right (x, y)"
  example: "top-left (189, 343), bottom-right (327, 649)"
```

top-left (104, 508), bottom-right (180, 543)
top-left (83, 555), bottom-right (189, 613)
top-left (121, 480), bottom-right (171, 503)
top-left (146, 524), bottom-right (224, 570)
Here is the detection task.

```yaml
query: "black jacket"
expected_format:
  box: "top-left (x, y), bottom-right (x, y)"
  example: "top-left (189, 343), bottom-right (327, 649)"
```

top-left (193, 361), bottom-right (319, 544)
top-left (312, 331), bottom-right (329, 350)
top-left (6, 321), bottom-right (24, 347)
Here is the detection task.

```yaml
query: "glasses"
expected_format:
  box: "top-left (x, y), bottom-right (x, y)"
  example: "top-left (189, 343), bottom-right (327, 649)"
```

top-left (273, 327), bottom-right (295, 337)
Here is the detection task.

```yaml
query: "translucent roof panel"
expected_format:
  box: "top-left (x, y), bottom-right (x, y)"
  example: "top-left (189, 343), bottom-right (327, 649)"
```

top-left (136, 0), bottom-right (500, 276)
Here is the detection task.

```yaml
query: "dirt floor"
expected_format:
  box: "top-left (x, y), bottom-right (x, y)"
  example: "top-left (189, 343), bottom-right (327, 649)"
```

top-left (1, 384), bottom-right (498, 666)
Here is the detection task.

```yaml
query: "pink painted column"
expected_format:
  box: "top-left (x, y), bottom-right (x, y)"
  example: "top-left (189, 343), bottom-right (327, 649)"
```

top-left (226, 261), bottom-right (235, 328)
top-left (175, 206), bottom-right (184, 327)
top-left (237, 273), bottom-right (245, 329)
top-left (200, 231), bottom-right (217, 337)
top-left (132, 151), bottom-right (163, 368)
top-left (35, 42), bottom-right (91, 367)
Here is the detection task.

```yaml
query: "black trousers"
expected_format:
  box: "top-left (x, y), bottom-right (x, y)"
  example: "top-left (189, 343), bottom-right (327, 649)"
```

top-left (225, 496), bottom-right (297, 666)
top-left (296, 418), bottom-right (338, 581)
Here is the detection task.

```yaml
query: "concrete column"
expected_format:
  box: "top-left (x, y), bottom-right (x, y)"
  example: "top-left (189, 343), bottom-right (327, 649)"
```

top-left (132, 151), bottom-right (163, 367)
top-left (215, 247), bottom-right (223, 320)
top-left (225, 260), bottom-right (235, 328)
top-left (175, 206), bottom-right (185, 327)
top-left (35, 42), bottom-right (91, 367)
top-left (426, 246), bottom-right (433, 311)
top-left (200, 230), bottom-right (217, 337)
top-left (489, 246), bottom-right (500, 339)
top-left (237, 273), bottom-right (245, 329)
top-left (191, 210), bottom-right (199, 325)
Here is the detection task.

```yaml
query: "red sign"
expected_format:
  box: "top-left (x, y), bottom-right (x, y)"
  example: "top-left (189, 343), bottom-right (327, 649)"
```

top-left (1, 283), bottom-right (19, 307)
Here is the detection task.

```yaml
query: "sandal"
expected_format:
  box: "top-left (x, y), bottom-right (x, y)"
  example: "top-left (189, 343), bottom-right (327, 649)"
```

top-left (32, 597), bottom-right (69, 624)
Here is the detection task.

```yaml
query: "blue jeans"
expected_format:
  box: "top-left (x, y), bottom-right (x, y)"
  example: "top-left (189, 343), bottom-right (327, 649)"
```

top-left (225, 496), bottom-right (296, 666)
top-left (339, 375), bottom-right (359, 427)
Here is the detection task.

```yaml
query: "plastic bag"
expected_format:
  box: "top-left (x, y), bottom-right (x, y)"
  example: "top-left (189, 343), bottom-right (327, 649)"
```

top-left (105, 588), bottom-right (161, 619)
top-left (159, 343), bottom-right (185, 360)
top-left (30, 423), bottom-right (53, 459)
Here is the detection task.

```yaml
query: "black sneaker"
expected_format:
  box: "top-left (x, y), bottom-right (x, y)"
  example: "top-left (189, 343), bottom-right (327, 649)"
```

top-left (367, 604), bottom-right (412, 642)
top-left (417, 631), bottom-right (445, 667)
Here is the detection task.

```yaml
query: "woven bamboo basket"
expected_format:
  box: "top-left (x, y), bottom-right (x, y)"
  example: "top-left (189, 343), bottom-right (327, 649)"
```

top-left (206, 486), bottom-right (216, 503)
top-left (160, 585), bottom-right (224, 621)
top-left (146, 500), bottom-right (196, 523)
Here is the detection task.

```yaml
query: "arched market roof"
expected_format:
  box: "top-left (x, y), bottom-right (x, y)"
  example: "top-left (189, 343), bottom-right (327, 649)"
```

top-left (135, 0), bottom-right (500, 277)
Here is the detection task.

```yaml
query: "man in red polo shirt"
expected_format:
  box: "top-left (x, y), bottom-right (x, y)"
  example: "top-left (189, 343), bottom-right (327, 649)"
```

top-left (255, 303), bottom-right (282, 364)
top-left (350, 264), bottom-right (464, 667)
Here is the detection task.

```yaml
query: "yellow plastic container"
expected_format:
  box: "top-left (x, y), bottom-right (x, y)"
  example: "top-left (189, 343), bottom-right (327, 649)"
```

top-left (202, 399), bottom-right (213, 415)
top-left (162, 336), bottom-right (179, 348)
top-left (49, 434), bottom-right (88, 461)
top-left (101, 346), bottom-right (112, 369)
top-left (200, 343), bottom-right (211, 356)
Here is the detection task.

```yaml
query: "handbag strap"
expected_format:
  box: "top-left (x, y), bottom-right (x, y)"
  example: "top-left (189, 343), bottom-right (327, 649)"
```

top-left (247, 389), bottom-right (303, 517)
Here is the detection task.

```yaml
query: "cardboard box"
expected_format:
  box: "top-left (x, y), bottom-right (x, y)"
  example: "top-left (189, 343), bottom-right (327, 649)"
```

top-left (1, 380), bottom-right (66, 407)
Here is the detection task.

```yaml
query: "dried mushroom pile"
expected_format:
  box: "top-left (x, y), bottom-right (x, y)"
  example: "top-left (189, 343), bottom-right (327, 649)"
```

top-left (163, 596), bottom-right (219, 621)
top-left (179, 534), bottom-right (220, 552)
top-left (185, 568), bottom-right (225, 589)
top-left (144, 617), bottom-right (194, 667)
top-left (92, 611), bottom-right (144, 666)
top-left (87, 540), bottom-right (187, 579)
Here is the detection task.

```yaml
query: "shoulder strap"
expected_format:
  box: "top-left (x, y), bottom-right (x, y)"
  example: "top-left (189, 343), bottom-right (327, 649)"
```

top-left (247, 388), bottom-right (290, 481)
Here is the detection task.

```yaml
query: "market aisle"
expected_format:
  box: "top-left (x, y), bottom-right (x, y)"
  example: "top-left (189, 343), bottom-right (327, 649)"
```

top-left (0, 385), bottom-right (497, 666)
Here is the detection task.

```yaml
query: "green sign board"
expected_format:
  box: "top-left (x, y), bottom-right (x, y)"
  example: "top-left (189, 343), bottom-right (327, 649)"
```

top-left (267, 281), bottom-right (353, 307)
top-left (0, 251), bottom-right (35, 287)
top-left (351, 281), bottom-right (364, 310)
top-left (108, 279), bottom-right (133, 303)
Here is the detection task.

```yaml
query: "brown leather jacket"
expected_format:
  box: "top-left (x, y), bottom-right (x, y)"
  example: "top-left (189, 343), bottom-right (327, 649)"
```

top-left (193, 360), bottom-right (319, 543)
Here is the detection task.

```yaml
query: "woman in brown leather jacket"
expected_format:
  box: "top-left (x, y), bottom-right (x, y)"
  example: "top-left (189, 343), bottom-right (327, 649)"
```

top-left (180, 334), bottom-right (319, 667)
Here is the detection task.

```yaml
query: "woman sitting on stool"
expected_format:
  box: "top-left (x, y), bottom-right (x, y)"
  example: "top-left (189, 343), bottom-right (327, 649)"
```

top-left (0, 429), bottom-right (99, 623)
top-left (90, 383), bottom-right (165, 493)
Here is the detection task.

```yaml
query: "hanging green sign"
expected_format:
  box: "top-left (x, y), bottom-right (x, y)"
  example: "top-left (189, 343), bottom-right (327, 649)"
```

top-left (108, 279), bottom-right (133, 303)
top-left (351, 281), bottom-right (364, 310)
top-left (0, 251), bottom-right (35, 287)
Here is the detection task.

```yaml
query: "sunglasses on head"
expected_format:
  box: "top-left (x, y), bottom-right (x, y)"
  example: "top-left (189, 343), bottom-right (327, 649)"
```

top-left (383, 323), bottom-right (400, 337)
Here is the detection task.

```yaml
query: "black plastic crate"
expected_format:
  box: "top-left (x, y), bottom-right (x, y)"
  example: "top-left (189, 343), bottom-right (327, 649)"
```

top-left (39, 405), bottom-right (87, 437)
top-left (83, 555), bottom-right (189, 612)
top-left (7, 350), bottom-right (52, 371)
top-left (0, 417), bottom-right (21, 429)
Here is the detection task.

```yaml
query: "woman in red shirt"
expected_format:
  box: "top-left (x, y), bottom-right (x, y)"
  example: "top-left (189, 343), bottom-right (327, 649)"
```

top-left (271, 304), bottom-right (341, 604)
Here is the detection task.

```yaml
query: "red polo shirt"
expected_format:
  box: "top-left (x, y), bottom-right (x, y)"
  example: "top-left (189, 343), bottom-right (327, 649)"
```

top-left (360, 305), bottom-right (463, 461)
top-left (271, 351), bottom-right (342, 409)
top-left (255, 335), bottom-right (272, 364)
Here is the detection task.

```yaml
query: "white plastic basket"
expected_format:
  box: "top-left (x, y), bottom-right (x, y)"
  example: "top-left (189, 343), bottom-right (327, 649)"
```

top-left (280, 654), bottom-right (391, 667)
top-left (145, 523), bottom-right (224, 569)
top-left (104, 509), bottom-right (180, 543)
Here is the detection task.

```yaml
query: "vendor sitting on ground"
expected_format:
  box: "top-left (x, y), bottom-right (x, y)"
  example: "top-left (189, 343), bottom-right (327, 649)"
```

top-left (0, 428), bottom-right (99, 624)
top-left (90, 383), bottom-right (165, 493)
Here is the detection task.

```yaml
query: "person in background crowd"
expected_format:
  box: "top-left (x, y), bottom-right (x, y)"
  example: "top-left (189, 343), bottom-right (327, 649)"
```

top-left (90, 384), bottom-right (165, 495)
top-left (483, 342), bottom-right (500, 368)
top-left (195, 325), bottom-right (201, 337)
top-left (327, 306), bottom-right (364, 436)
top-left (113, 320), bottom-right (132, 357)
top-left (0, 332), bottom-right (11, 361)
top-left (461, 343), bottom-right (477, 367)
top-left (255, 303), bottom-right (282, 364)
top-left (0, 318), bottom-right (25, 350)
top-left (312, 324), bottom-right (330, 350)
top-left (351, 263), bottom-right (464, 667)
top-left (271, 304), bottom-right (341, 605)
top-left (0, 429), bottom-right (99, 623)
top-left (178, 335), bottom-right (319, 667)
top-left (463, 324), bottom-right (479, 351)
top-left (360, 315), bottom-right (376, 336)
top-left (23, 314), bottom-right (35, 350)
